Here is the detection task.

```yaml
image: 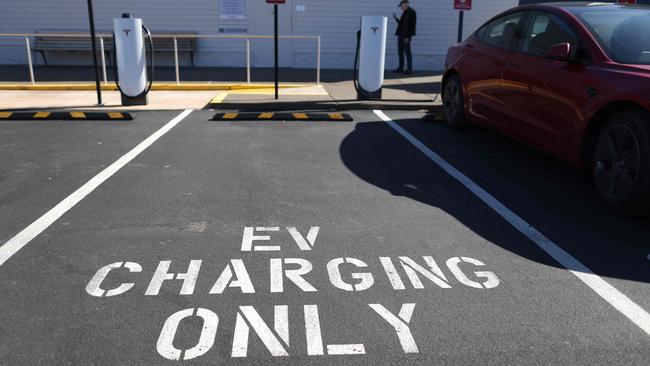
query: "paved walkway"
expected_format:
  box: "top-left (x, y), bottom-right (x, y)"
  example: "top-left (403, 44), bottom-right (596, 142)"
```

top-left (213, 74), bottom-right (439, 111)
top-left (0, 66), bottom-right (441, 111)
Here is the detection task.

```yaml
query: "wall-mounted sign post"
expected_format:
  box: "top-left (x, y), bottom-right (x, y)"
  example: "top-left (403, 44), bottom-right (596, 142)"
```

top-left (267, 0), bottom-right (286, 100)
top-left (457, 11), bottom-right (464, 43)
top-left (454, 0), bottom-right (472, 43)
top-left (274, 4), bottom-right (278, 99)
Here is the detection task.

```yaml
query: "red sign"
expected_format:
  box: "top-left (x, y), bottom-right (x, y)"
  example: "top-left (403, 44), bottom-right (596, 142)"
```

top-left (266, 0), bottom-right (286, 3)
top-left (454, 0), bottom-right (472, 10)
top-left (617, 0), bottom-right (636, 3)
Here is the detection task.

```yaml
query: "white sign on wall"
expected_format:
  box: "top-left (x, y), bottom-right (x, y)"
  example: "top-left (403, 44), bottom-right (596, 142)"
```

top-left (220, 0), bottom-right (246, 20)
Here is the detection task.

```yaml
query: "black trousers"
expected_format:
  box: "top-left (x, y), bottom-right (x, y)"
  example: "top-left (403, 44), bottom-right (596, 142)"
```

top-left (397, 36), bottom-right (413, 71)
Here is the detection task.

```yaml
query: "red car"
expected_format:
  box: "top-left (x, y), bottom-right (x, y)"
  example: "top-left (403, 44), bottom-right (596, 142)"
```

top-left (442, 2), bottom-right (650, 212)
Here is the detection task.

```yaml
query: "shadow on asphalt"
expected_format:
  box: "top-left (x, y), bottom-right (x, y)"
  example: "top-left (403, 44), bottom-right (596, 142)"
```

top-left (340, 117), bottom-right (650, 283)
top-left (383, 80), bottom-right (441, 95)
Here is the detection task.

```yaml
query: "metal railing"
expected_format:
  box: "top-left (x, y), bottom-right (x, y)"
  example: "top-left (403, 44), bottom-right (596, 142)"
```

top-left (0, 33), bottom-right (322, 85)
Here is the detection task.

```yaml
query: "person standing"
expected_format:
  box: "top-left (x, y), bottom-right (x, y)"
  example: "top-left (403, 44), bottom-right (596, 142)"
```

top-left (393, 0), bottom-right (417, 74)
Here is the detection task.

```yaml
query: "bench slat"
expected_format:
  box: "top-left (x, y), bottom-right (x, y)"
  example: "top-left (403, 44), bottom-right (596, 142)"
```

top-left (32, 30), bottom-right (197, 65)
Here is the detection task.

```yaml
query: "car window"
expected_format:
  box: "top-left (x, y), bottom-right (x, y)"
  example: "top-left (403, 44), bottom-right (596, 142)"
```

top-left (476, 25), bottom-right (487, 40)
top-left (480, 12), bottom-right (525, 50)
top-left (572, 9), bottom-right (650, 64)
top-left (521, 12), bottom-right (579, 57)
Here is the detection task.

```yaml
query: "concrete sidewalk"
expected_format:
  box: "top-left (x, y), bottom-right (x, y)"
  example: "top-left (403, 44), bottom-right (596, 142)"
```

top-left (0, 66), bottom-right (441, 111)
top-left (213, 74), bottom-right (440, 111)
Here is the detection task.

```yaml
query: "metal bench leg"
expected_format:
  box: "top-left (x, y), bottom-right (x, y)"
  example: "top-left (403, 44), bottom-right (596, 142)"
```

top-left (190, 52), bottom-right (194, 67)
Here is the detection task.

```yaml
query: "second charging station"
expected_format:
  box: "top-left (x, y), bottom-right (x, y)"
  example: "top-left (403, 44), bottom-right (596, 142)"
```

top-left (355, 16), bottom-right (388, 100)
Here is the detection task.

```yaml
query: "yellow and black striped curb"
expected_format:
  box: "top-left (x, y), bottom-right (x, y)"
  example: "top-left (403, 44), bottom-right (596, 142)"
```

top-left (0, 111), bottom-right (133, 121)
top-left (212, 112), bottom-right (353, 122)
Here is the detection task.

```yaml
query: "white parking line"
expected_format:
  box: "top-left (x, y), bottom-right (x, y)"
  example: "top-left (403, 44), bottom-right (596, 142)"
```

top-left (374, 109), bottom-right (650, 336)
top-left (0, 109), bottom-right (194, 267)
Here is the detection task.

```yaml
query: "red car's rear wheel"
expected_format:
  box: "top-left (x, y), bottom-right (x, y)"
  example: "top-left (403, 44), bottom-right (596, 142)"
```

top-left (442, 74), bottom-right (467, 128)
top-left (593, 110), bottom-right (650, 213)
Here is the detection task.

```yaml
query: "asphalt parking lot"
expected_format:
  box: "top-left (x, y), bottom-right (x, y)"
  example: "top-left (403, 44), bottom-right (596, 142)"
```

top-left (1, 109), bottom-right (649, 365)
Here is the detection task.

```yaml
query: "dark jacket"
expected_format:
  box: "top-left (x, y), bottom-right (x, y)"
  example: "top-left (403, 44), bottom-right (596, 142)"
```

top-left (395, 7), bottom-right (417, 37)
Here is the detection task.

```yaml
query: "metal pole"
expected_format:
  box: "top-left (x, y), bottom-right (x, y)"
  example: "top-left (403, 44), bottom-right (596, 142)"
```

top-left (246, 38), bottom-right (251, 84)
top-left (173, 37), bottom-right (180, 85)
top-left (274, 4), bottom-right (279, 100)
top-left (100, 37), bottom-right (108, 85)
top-left (316, 36), bottom-right (321, 85)
top-left (86, 0), bottom-right (102, 105)
top-left (457, 11), bottom-right (464, 44)
top-left (24, 37), bottom-right (35, 85)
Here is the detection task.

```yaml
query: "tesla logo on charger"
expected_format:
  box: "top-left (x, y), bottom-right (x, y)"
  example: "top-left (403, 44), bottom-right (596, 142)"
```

top-left (371, 26), bottom-right (379, 34)
top-left (122, 29), bottom-right (132, 37)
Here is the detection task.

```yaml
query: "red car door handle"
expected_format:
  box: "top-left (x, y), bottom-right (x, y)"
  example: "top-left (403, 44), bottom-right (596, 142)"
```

top-left (509, 61), bottom-right (521, 67)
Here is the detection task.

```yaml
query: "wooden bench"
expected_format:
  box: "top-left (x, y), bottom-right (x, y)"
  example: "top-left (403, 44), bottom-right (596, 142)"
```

top-left (32, 30), bottom-right (197, 66)
top-left (32, 30), bottom-right (113, 65)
